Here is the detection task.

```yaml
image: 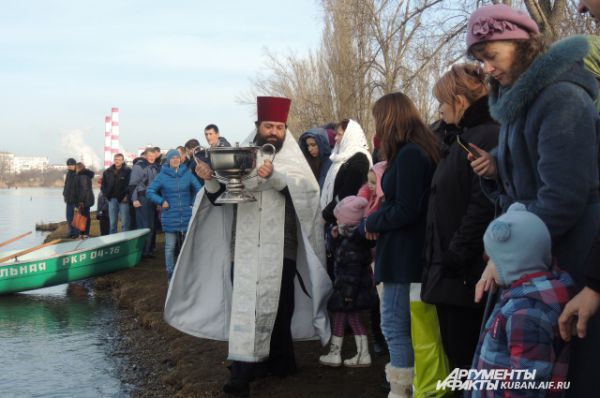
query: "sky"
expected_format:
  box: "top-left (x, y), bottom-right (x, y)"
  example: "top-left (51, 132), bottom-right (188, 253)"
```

top-left (0, 0), bottom-right (322, 167)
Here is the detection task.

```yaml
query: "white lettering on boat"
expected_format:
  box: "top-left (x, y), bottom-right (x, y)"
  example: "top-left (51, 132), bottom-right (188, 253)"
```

top-left (0, 244), bottom-right (124, 279)
top-left (0, 262), bottom-right (47, 279)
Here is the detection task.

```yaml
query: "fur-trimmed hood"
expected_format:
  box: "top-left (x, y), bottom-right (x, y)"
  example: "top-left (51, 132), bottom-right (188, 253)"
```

top-left (490, 35), bottom-right (597, 123)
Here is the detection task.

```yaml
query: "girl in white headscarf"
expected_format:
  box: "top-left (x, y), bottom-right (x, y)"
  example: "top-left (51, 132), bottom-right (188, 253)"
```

top-left (321, 119), bottom-right (372, 277)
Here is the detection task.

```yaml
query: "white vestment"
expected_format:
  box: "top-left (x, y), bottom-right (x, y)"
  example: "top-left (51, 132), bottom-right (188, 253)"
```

top-left (164, 131), bottom-right (332, 362)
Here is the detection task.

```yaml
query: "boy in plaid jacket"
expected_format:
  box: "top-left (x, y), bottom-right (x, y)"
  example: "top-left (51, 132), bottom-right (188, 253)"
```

top-left (469, 203), bottom-right (575, 397)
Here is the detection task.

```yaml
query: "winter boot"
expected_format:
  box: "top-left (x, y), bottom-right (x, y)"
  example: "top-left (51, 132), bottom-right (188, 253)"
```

top-left (319, 335), bottom-right (344, 367)
top-left (385, 363), bottom-right (413, 398)
top-left (344, 335), bottom-right (372, 367)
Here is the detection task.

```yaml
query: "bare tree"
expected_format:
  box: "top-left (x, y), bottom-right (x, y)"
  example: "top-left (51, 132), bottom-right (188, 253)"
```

top-left (523, 0), bottom-right (567, 41)
top-left (243, 1), bottom-right (473, 137)
top-left (243, 0), bottom-right (598, 142)
top-left (492, 0), bottom-right (599, 40)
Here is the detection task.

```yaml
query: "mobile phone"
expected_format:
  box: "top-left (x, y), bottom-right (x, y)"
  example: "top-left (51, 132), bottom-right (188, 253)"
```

top-left (456, 136), bottom-right (479, 159)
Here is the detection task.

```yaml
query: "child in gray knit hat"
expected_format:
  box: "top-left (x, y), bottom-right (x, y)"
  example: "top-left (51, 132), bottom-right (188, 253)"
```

top-left (468, 203), bottom-right (575, 396)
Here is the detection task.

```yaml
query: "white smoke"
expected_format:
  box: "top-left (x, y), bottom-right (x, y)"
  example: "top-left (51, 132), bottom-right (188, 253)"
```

top-left (60, 129), bottom-right (102, 170)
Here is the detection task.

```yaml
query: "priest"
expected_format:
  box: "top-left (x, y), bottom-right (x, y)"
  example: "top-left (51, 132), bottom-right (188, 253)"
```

top-left (164, 96), bottom-right (332, 396)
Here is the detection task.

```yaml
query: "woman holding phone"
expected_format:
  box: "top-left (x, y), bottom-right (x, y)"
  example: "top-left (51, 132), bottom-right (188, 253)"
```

top-left (466, 4), bottom-right (600, 395)
top-left (421, 63), bottom-right (499, 372)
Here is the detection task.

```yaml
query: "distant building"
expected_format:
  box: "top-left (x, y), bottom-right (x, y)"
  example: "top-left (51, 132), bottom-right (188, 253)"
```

top-left (48, 164), bottom-right (68, 171)
top-left (12, 156), bottom-right (49, 173)
top-left (0, 152), bottom-right (15, 174)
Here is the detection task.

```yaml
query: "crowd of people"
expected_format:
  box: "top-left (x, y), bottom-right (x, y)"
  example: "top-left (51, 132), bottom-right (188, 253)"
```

top-left (63, 124), bottom-right (230, 281)
top-left (61, 2), bottom-right (600, 397)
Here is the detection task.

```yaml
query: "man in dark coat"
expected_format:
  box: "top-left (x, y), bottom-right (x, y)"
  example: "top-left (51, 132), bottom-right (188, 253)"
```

top-left (204, 124), bottom-right (231, 148)
top-left (96, 177), bottom-right (110, 236)
top-left (75, 162), bottom-right (95, 237)
top-left (62, 157), bottom-right (79, 238)
top-left (129, 148), bottom-right (160, 257)
top-left (101, 153), bottom-right (131, 234)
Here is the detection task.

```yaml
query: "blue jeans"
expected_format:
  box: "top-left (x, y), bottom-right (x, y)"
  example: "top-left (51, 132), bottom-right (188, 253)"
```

top-left (164, 232), bottom-right (179, 281)
top-left (381, 282), bottom-right (414, 368)
top-left (135, 196), bottom-right (156, 256)
top-left (108, 198), bottom-right (130, 234)
top-left (66, 202), bottom-right (78, 238)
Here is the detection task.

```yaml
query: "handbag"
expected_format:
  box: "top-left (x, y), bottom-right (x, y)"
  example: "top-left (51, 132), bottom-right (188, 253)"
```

top-left (421, 262), bottom-right (480, 308)
top-left (72, 206), bottom-right (88, 232)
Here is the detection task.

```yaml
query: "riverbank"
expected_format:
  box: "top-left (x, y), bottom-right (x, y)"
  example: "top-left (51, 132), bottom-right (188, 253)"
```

top-left (48, 220), bottom-right (388, 397)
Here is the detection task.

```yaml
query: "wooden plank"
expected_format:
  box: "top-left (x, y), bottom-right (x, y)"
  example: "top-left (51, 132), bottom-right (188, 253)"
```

top-left (0, 239), bottom-right (62, 264)
top-left (0, 231), bottom-right (32, 249)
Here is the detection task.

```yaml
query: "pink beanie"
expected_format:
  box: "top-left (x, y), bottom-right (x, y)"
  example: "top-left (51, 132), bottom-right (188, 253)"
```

top-left (334, 196), bottom-right (369, 226)
top-left (466, 4), bottom-right (539, 49)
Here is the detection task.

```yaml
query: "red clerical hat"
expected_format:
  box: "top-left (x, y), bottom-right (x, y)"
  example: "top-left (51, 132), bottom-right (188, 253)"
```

top-left (257, 96), bottom-right (291, 123)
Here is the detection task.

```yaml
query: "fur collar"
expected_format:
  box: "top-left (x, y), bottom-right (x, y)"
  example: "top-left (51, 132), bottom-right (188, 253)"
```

top-left (489, 36), bottom-right (592, 123)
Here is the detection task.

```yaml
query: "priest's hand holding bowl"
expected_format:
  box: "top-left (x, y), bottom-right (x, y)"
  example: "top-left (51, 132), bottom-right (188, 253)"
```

top-left (257, 160), bottom-right (274, 179)
top-left (195, 160), bottom-right (214, 180)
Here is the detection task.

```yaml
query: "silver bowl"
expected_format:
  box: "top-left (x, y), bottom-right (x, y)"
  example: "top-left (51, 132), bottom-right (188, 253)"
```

top-left (194, 143), bottom-right (276, 203)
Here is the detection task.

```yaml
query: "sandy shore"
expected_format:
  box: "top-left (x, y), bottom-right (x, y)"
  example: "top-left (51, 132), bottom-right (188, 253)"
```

top-left (48, 220), bottom-right (389, 397)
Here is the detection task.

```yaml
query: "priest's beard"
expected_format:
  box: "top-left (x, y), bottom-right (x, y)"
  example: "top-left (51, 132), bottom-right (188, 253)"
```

top-left (254, 132), bottom-right (284, 152)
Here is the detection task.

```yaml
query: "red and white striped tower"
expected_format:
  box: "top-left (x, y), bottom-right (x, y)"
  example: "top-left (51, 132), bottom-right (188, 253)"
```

top-left (104, 116), bottom-right (112, 169)
top-left (111, 107), bottom-right (120, 156)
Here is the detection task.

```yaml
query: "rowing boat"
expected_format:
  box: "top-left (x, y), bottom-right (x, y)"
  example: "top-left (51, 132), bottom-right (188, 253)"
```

top-left (0, 229), bottom-right (150, 295)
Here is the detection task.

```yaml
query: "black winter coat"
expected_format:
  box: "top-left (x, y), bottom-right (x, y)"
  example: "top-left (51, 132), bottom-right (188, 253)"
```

top-left (328, 230), bottom-right (377, 312)
top-left (365, 143), bottom-right (435, 284)
top-left (101, 164), bottom-right (131, 202)
top-left (322, 152), bottom-right (370, 223)
top-left (585, 234), bottom-right (600, 293)
top-left (63, 170), bottom-right (78, 204)
top-left (75, 169), bottom-right (95, 208)
top-left (421, 96), bottom-right (499, 307)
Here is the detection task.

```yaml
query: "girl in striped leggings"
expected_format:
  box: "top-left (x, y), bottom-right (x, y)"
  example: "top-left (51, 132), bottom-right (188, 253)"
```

top-left (319, 196), bottom-right (378, 367)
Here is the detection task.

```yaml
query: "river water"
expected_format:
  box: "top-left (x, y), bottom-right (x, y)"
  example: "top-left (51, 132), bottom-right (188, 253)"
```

top-left (0, 188), bottom-right (131, 397)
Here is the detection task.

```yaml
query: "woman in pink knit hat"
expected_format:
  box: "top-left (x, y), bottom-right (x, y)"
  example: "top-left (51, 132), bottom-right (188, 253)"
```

top-left (466, 4), bottom-right (600, 397)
